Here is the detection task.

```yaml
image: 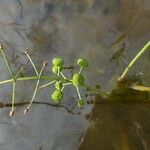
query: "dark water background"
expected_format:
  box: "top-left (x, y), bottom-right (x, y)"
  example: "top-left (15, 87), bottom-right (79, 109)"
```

top-left (0, 0), bottom-right (150, 150)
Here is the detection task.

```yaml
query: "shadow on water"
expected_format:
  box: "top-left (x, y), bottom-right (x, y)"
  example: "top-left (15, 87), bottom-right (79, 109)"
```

top-left (0, 0), bottom-right (150, 150)
top-left (79, 78), bottom-right (150, 150)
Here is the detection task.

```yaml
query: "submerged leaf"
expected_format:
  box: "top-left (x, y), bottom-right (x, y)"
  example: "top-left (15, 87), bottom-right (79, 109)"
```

top-left (130, 84), bottom-right (150, 92)
top-left (109, 32), bottom-right (126, 48)
top-left (109, 47), bottom-right (125, 62)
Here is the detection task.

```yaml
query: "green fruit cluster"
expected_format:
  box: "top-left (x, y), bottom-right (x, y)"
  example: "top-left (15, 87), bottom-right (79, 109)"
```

top-left (51, 90), bottom-right (64, 103)
top-left (50, 57), bottom-right (88, 108)
top-left (72, 73), bottom-right (84, 86)
top-left (77, 59), bottom-right (88, 68)
top-left (52, 57), bottom-right (63, 74)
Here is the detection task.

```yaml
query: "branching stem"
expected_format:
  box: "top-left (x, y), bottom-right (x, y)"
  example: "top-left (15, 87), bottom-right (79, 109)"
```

top-left (24, 62), bottom-right (46, 113)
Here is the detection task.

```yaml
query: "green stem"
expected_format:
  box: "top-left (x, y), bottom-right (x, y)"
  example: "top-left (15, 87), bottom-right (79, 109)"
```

top-left (15, 70), bottom-right (22, 79)
top-left (0, 76), bottom-right (55, 86)
top-left (24, 63), bottom-right (46, 113)
top-left (57, 66), bottom-right (60, 77)
top-left (11, 81), bottom-right (16, 112)
top-left (25, 51), bottom-right (38, 76)
top-left (63, 83), bottom-right (72, 86)
top-left (60, 72), bottom-right (66, 79)
top-left (0, 79), bottom-right (13, 85)
top-left (0, 46), bottom-right (14, 79)
top-left (76, 86), bottom-right (81, 100)
top-left (79, 67), bottom-right (83, 74)
top-left (17, 76), bottom-right (55, 81)
top-left (61, 83), bottom-right (72, 91)
top-left (83, 84), bottom-right (109, 98)
top-left (119, 41), bottom-right (150, 81)
top-left (39, 80), bottom-right (56, 89)
top-left (61, 85), bottom-right (65, 91)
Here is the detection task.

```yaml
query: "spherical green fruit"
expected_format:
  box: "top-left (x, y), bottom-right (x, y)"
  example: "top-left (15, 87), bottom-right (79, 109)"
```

top-left (51, 90), bottom-right (64, 103)
top-left (72, 73), bottom-right (84, 86)
top-left (77, 58), bottom-right (88, 68)
top-left (55, 81), bottom-right (63, 90)
top-left (77, 99), bottom-right (84, 108)
top-left (52, 57), bottom-right (63, 66)
top-left (52, 66), bottom-right (63, 74)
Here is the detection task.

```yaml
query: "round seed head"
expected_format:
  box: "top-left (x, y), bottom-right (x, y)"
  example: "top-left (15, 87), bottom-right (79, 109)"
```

top-left (51, 90), bottom-right (64, 103)
top-left (55, 81), bottom-right (63, 90)
top-left (72, 73), bottom-right (84, 86)
top-left (77, 58), bottom-right (88, 68)
top-left (52, 57), bottom-right (63, 66)
top-left (52, 66), bottom-right (63, 74)
top-left (77, 99), bottom-right (84, 108)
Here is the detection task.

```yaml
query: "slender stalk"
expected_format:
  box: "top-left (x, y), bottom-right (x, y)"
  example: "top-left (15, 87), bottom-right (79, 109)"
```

top-left (0, 45), bottom-right (17, 116)
top-left (17, 76), bottom-right (55, 81)
top-left (119, 41), bottom-right (150, 81)
top-left (15, 70), bottom-right (21, 79)
top-left (0, 45), bottom-right (14, 78)
top-left (60, 72), bottom-right (66, 79)
top-left (9, 81), bottom-right (16, 116)
top-left (63, 83), bottom-right (72, 86)
top-left (0, 79), bottom-right (13, 85)
top-left (24, 62), bottom-right (46, 114)
top-left (79, 67), bottom-right (83, 74)
top-left (61, 83), bottom-right (72, 91)
top-left (39, 80), bottom-right (56, 89)
top-left (61, 85), bottom-right (65, 91)
top-left (57, 66), bottom-right (60, 76)
top-left (0, 76), bottom-right (56, 86)
top-left (76, 86), bottom-right (81, 100)
top-left (25, 51), bottom-right (38, 76)
top-left (83, 83), bottom-right (109, 98)
top-left (12, 81), bottom-right (16, 111)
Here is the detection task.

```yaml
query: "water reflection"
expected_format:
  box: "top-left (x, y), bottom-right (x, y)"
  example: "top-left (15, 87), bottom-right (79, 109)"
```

top-left (0, 0), bottom-right (150, 149)
top-left (79, 102), bottom-right (150, 150)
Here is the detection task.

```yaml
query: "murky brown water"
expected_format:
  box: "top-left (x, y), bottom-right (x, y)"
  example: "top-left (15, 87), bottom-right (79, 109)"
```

top-left (0, 0), bottom-right (150, 150)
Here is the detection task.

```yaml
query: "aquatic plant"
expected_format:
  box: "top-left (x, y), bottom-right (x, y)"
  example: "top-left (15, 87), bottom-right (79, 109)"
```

top-left (1, 41), bottom-right (149, 116)
top-left (119, 41), bottom-right (150, 81)
top-left (0, 44), bottom-right (97, 116)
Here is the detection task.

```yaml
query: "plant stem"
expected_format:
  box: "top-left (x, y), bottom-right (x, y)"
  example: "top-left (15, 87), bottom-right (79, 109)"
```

top-left (0, 46), bottom-right (14, 78)
top-left (63, 83), bottom-right (72, 86)
top-left (11, 81), bottom-right (16, 112)
top-left (57, 66), bottom-right (60, 77)
top-left (83, 84), bottom-right (109, 98)
top-left (0, 76), bottom-right (55, 86)
top-left (0, 45), bottom-right (17, 116)
top-left (60, 72), bottom-right (66, 79)
top-left (24, 63), bottom-right (46, 113)
top-left (0, 79), bottom-right (13, 85)
top-left (119, 41), bottom-right (150, 81)
top-left (25, 51), bottom-right (38, 75)
top-left (76, 86), bottom-right (81, 100)
top-left (79, 67), bottom-right (83, 74)
top-left (39, 80), bottom-right (56, 89)
top-left (61, 85), bottom-right (65, 91)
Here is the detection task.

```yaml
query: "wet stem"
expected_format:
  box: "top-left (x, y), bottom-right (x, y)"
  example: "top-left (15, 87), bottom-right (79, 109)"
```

top-left (119, 41), bottom-right (150, 81)
top-left (24, 62), bottom-right (46, 113)
top-left (76, 86), bottom-right (81, 100)
top-left (0, 45), bottom-right (16, 115)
